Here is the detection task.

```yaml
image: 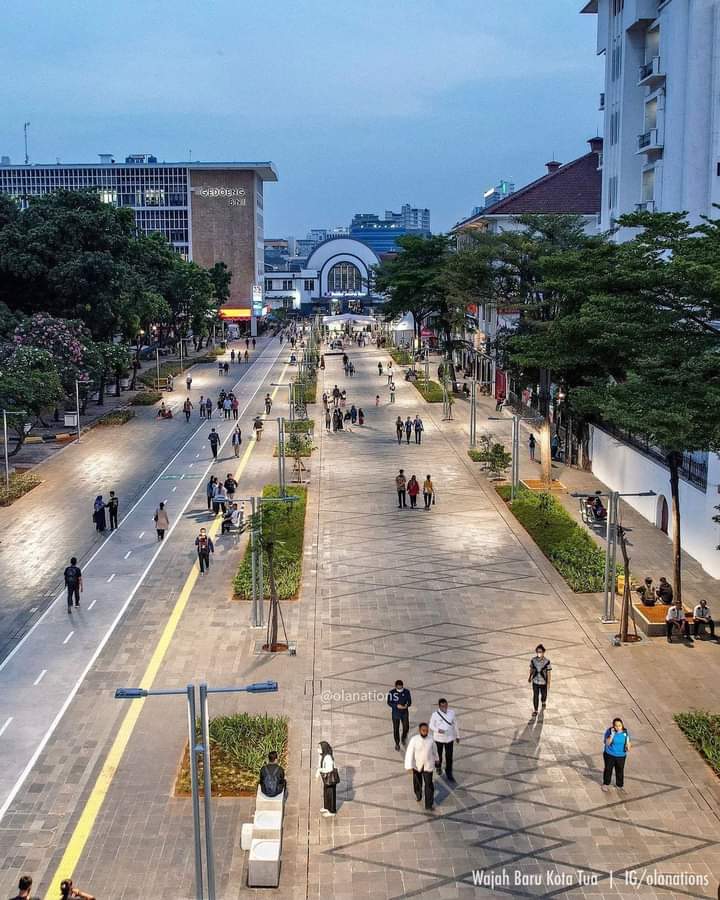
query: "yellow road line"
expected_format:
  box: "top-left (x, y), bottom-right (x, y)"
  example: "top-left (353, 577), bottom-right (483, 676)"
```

top-left (48, 363), bottom-right (288, 895)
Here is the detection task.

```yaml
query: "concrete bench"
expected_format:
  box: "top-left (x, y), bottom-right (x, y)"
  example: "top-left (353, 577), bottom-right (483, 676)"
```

top-left (633, 602), bottom-right (692, 637)
top-left (245, 787), bottom-right (285, 887)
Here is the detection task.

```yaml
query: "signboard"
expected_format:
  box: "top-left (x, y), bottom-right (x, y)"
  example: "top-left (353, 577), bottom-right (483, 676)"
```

top-left (252, 284), bottom-right (263, 317)
top-left (196, 186), bottom-right (247, 207)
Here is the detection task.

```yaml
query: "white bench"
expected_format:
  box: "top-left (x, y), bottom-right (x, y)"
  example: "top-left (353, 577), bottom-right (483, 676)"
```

top-left (245, 787), bottom-right (285, 887)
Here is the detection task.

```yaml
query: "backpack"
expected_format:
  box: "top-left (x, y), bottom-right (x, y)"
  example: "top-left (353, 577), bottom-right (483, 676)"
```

top-left (261, 764), bottom-right (283, 797)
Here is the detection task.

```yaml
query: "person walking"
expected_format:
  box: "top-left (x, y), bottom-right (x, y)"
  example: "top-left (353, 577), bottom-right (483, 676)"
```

top-left (350, 404), bottom-right (357, 425)
top-left (185, 374), bottom-right (192, 392)
top-left (245, 337), bottom-right (250, 350)
top-left (404, 723), bottom-right (439, 810)
top-left (199, 395), bottom-right (206, 419)
top-left (387, 364), bottom-right (393, 385)
top-left (60, 878), bottom-right (95, 900)
top-left (183, 397), bottom-right (193, 423)
top-left (332, 385), bottom-right (340, 407)
top-left (205, 396), bottom-right (213, 420)
top-left (358, 408), bottom-right (365, 425)
top-left (375, 394), bottom-right (380, 406)
top-left (396, 469), bottom-right (407, 508)
top-left (154, 501), bottom-right (169, 540)
top-left (244, 349), bottom-right (249, 363)
top-left (222, 396), bottom-right (231, 419)
top-left (407, 475), bottom-right (420, 509)
top-left (414, 415), bottom-right (424, 445)
top-left (265, 393), bottom-right (273, 414)
top-left (206, 476), bottom-right (217, 511)
top-left (423, 474), bottom-right (434, 510)
top-left (387, 679), bottom-right (412, 751)
top-left (528, 433), bottom-right (536, 461)
top-left (325, 408), bottom-right (332, 432)
top-left (93, 496), bottom-right (107, 533)
top-left (378, 361), bottom-right (383, 376)
top-left (10, 874), bottom-right (36, 900)
top-left (195, 528), bottom-right (214, 574)
top-left (252, 337), bottom-right (256, 349)
top-left (405, 416), bottom-right (413, 445)
top-left (528, 644), bottom-right (552, 716)
top-left (389, 382), bottom-right (396, 404)
top-left (212, 482), bottom-right (228, 515)
top-left (208, 427), bottom-right (221, 461)
top-left (395, 416), bottom-right (403, 445)
top-left (106, 491), bottom-right (119, 530)
top-left (429, 699), bottom-right (460, 783)
top-left (253, 416), bottom-right (264, 441)
top-left (316, 741), bottom-right (338, 816)
top-left (64, 556), bottom-right (83, 613)
top-left (224, 473), bottom-right (238, 501)
top-left (231, 395), bottom-right (239, 420)
top-left (230, 349), bottom-right (236, 365)
top-left (231, 426), bottom-right (242, 457)
top-left (602, 717), bottom-right (631, 792)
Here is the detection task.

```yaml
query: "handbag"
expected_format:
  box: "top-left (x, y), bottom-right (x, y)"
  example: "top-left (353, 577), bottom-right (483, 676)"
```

top-left (322, 767), bottom-right (340, 786)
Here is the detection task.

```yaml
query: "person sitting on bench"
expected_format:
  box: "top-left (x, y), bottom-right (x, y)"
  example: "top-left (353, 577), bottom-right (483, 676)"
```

top-left (666, 598), bottom-right (693, 643)
top-left (157, 402), bottom-right (173, 419)
top-left (221, 502), bottom-right (243, 534)
top-left (655, 576), bottom-right (673, 605)
top-left (692, 599), bottom-right (717, 640)
top-left (259, 751), bottom-right (286, 798)
top-left (637, 576), bottom-right (656, 606)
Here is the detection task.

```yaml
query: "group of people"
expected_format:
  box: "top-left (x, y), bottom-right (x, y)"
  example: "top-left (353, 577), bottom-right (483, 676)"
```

top-left (395, 469), bottom-right (434, 510)
top-left (323, 386), bottom-right (365, 433)
top-left (10, 874), bottom-right (94, 900)
top-left (91, 491), bottom-right (119, 533)
top-left (395, 415), bottom-right (424, 445)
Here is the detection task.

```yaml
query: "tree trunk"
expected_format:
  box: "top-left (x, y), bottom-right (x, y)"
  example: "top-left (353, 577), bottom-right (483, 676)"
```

top-left (668, 451), bottom-right (682, 605)
top-left (97, 374), bottom-right (105, 406)
top-left (266, 541), bottom-right (279, 649)
top-left (7, 428), bottom-right (26, 457)
top-left (115, 374), bottom-right (121, 397)
top-left (617, 525), bottom-right (631, 642)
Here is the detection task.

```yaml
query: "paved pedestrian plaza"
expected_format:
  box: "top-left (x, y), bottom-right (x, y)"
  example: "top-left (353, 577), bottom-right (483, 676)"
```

top-left (0, 337), bottom-right (719, 899)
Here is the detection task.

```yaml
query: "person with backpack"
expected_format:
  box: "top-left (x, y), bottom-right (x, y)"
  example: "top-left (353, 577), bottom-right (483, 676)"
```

top-left (183, 397), bottom-right (193, 423)
top-left (602, 717), bottom-right (631, 792)
top-left (528, 644), bottom-right (551, 716)
top-left (259, 751), bottom-right (286, 798)
top-left (195, 528), bottom-right (214, 574)
top-left (64, 557), bottom-right (83, 613)
top-left (316, 741), bottom-right (338, 816)
top-left (208, 427), bottom-right (221, 461)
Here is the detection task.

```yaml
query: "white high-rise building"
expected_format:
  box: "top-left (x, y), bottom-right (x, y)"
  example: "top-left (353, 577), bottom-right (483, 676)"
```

top-left (582, 0), bottom-right (720, 231)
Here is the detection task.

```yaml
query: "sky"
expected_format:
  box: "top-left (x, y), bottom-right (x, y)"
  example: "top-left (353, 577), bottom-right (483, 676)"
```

top-left (3, 0), bottom-right (603, 237)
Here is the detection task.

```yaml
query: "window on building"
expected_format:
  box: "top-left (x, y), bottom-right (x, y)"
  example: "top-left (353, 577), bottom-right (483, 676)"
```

top-left (644, 97), bottom-right (658, 132)
top-left (641, 168), bottom-right (655, 203)
top-left (608, 175), bottom-right (618, 211)
top-left (327, 262), bottom-right (362, 292)
top-left (282, 279), bottom-right (293, 291)
top-left (265, 279), bottom-right (272, 291)
top-left (304, 279), bottom-right (315, 291)
top-left (144, 189), bottom-right (165, 206)
top-left (612, 0), bottom-right (624, 15)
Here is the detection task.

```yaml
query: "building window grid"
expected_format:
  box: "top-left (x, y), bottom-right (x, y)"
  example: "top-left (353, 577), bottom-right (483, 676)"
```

top-left (327, 262), bottom-right (363, 293)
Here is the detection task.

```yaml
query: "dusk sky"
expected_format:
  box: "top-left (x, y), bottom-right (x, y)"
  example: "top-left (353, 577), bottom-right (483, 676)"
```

top-left (4, 0), bottom-right (603, 237)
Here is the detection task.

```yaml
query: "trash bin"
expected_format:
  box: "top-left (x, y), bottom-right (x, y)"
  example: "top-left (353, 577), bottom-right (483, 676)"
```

top-left (64, 413), bottom-right (78, 427)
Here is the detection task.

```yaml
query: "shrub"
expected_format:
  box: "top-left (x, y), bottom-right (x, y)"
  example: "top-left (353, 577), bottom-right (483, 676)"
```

top-left (0, 472), bottom-right (41, 507)
top-left (468, 442), bottom-right (512, 476)
top-left (284, 419), bottom-right (313, 434)
top-left (130, 390), bottom-right (163, 406)
top-left (234, 485), bottom-right (307, 600)
top-left (389, 348), bottom-right (413, 366)
top-left (295, 376), bottom-right (317, 404)
top-left (674, 711), bottom-right (720, 776)
top-left (176, 713), bottom-right (288, 796)
top-left (413, 379), bottom-right (445, 403)
top-left (96, 409), bottom-right (135, 426)
top-left (497, 484), bottom-right (608, 592)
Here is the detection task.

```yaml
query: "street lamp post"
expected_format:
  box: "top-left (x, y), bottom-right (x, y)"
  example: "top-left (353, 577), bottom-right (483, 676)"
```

top-left (277, 416), bottom-right (286, 497)
top-left (469, 376), bottom-right (477, 448)
top-left (115, 681), bottom-right (278, 900)
top-left (156, 347), bottom-right (161, 391)
top-left (2, 409), bottom-right (26, 489)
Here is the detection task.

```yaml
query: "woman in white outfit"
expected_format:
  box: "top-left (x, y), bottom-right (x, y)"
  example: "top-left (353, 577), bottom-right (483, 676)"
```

top-left (315, 741), bottom-right (337, 816)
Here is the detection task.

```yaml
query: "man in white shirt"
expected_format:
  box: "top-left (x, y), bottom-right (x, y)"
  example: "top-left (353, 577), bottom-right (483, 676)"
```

top-left (404, 723), bottom-right (439, 810)
top-left (692, 599), bottom-right (716, 640)
top-left (666, 598), bottom-right (692, 643)
top-left (429, 699), bottom-right (460, 783)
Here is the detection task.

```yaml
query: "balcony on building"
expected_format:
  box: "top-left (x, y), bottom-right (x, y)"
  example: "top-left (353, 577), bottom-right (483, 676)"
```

top-left (638, 56), bottom-right (665, 88)
top-left (637, 127), bottom-right (663, 156)
top-left (599, 92), bottom-right (605, 111)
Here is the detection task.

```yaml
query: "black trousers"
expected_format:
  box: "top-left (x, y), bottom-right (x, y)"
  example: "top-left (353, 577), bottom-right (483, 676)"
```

top-left (694, 617), bottom-right (715, 637)
top-left (423, 492), bottom-right (432, 509)
top-left (396, 431), bottom-right (402, 444)
top-left (666, 621), bottom-right (690, 640)
top-left (602, 751), bottom-right (626, 787)
top-left (412, 770), bottom-right (434, 809)
top-left (532, 683), bottom-right (548, 711)
top-left (435, 740), bottom-right (454, 776)
top-left (211, 445), bottom-right (218, 458)
top-left (415, 430), bottom-right (422, 444)
top-left (392, 712), bottom-right (409, 745)
top-left (397, 490), bottom-right (406, 508)
top-left (406, 431), bottom-right (411, 444)
top-left (323, 782), bottom-right (336, 813)
top-left (198, 551), bottom-right (211, 573)
top-left (67, 584), bottom-right (80, 609)
top-left (409, 493), bottom-right (417, 508)
top-left (109, 508), bottom-right (118, 529)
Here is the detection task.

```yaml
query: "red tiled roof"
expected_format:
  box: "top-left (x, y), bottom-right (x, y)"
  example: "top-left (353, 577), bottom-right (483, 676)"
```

top-left (454, 151), bottom-right (601, 230)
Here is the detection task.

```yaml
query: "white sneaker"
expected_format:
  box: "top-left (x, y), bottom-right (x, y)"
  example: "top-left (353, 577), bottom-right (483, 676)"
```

top-left (320, 808), bottom-right (327, 813)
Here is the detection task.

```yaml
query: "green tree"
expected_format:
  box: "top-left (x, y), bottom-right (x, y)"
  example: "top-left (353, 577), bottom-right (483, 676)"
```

top-left (0, 346), bottom-right (64, 454)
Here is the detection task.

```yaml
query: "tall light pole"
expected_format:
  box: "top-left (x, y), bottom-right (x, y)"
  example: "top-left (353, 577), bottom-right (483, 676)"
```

top-left (23, 121), bottom-right (30, 165)
top-left (277, 416), bottom-right (286, 497)
top-left (156, 347), bottom-right (161, 391)
top-left (115, 681), bottom-right (278, 900)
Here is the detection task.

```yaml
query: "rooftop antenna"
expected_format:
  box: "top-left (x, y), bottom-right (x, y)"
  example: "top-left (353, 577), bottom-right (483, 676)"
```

top-left (23, 121), bottom-right (30, 165)
top-left (189, 149), bottom-right (192, 162)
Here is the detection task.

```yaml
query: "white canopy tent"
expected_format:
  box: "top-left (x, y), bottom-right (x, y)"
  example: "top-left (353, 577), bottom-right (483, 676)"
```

top-left (322, 313), bottom-right (377, 332)
top-left (391, 314), bottom-right (415, 346)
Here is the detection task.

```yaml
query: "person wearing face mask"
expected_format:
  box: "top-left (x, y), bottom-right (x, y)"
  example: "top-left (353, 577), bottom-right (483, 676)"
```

top-left (404, 723), bottom-right (439, 810)
top-left (528, 644), bottom-right (552, 716)
top-left (315, 741), bottom-right (338, 816)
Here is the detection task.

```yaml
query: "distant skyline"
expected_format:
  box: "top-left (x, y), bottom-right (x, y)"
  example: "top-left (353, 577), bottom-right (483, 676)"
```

top-left (4, 0), bottom-right (603, 237)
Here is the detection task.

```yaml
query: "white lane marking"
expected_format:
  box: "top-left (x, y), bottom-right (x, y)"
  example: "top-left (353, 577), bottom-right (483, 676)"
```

top-left (107, 574), bottom-right (115, 583)
top-left (172, 486), bottom-right (177, 492)
top-left (62, 631), bottom-right (74, 645)
top-left (0, 342), bottom-right (282, 824)
top-left (0, 717), bottom-right (12, 739)
top-left (196, 453), bottom-right (200, 458)
top-left (33, 670), bottom-right (47, 686)
top-left (88, 599), bottom-right (97, 610)
top-left (188, 463), bottom-right (194, 468)
top-left (124, 551), bottom-right (132, 560)
top-left (138, 532), bottom-right (145, 539)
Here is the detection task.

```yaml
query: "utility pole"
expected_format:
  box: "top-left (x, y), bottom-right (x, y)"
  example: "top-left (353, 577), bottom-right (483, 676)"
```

top-left (469, 376), bottom-right (477, 448)
top-left (23, 122), bottom-right (30, 165)
top-left (277, 417), bottom-right (286, 497)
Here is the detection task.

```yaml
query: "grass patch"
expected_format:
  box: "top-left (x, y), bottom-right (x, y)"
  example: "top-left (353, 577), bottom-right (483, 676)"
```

top-left (389, 348), bottom-right (413, 366)
top-left (674, 711), bottom-right (720, 777)
top-left (273, 443), bottom-right (312, 458)
top-left (176, 713), bottom-right (288, 797)
top-left (413, 379), bottom-right (445, 403)
top-left (295, 376), bottom-right (317, 404)
top-left (0, 471), bottom-right (41, 507)
top-left (234, 485), bottom-right (307, 601)
top-left (130, 390), bottom-right (162, 406)
top-left (497, 484), bottom-right (608, 592)
top-left (96, 409), bottom-right (135, 426)
top-left (283, 419), bottom-right (314, 434)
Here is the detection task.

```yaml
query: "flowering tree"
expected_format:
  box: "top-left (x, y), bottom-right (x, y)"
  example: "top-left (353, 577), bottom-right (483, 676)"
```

top-left (0, 345), bottom-right (64, 454)
top-left (13, 314), bottom-right (97, 394)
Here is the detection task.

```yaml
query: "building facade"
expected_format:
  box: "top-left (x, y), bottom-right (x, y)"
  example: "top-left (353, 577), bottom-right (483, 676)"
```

top-left (349, 204), bottom-right (431, 253)
top-left (0, 154), bottom-right (278, 313)
top-left (582, 0), bottom-right (720, 229)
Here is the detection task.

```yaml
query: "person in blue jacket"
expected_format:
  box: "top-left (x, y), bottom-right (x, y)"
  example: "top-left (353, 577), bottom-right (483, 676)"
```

top-left (602, 717), bottom-right (631, 792)
top-left (387, 680), bottom-right (412, 752)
